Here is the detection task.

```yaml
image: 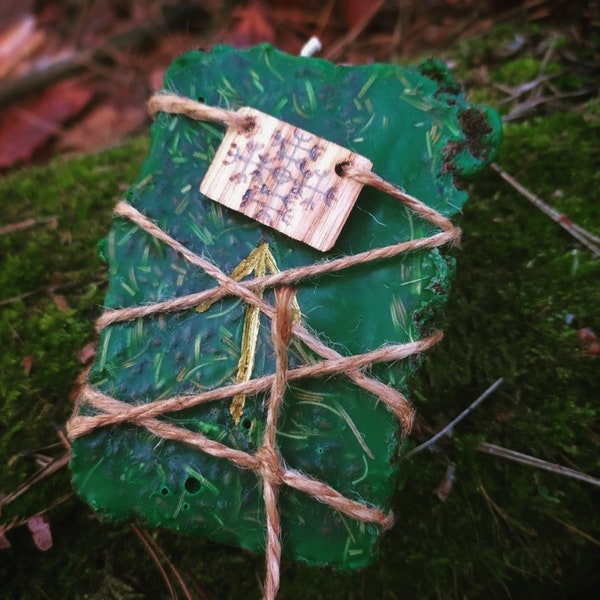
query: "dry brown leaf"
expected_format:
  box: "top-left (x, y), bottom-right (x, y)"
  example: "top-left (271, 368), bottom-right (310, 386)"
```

top-left (225, 0), bottom-right (275, 47)
top-left (0, 528), bottom-right (11, 550)
top-left (0, 0), bottom-right (34, 29)
top-left (0, 78), bottom-right (93, 169)
top-left (52, 294), bottom-right (71, 313)
top-left (341, 0), bottom-right (380, 28)
top-left (578, 327), bottom-right (599, 356)
top-left (27, 515), bottom-right (53, 551)
top-left (56, 103), bottom-right (145, 154)
top-left (22, 355), bottom-right (34, 377)
top-left (149, 67), bottom-right (166, 92)
top-left (0, 15), bottom-right (46, 78)
top-left (435, 463), bottom-right (456, 502)
top-left (78, 342), bottom-right (97, 365)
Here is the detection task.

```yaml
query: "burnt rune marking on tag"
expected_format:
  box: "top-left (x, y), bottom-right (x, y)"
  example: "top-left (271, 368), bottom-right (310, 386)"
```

top-left (229, 128), bottom-right (338, 227)
top-left (223, 140), bottom-right (266, 184)
top-left (200, 107), bottom-right (372, 252)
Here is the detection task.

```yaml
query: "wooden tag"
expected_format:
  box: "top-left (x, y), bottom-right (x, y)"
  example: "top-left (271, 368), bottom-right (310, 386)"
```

top-left (200, 107), bottom-right (372, 252)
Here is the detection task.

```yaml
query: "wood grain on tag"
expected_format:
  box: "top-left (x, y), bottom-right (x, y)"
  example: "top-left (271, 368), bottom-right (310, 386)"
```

top-left (200, 107), bottom-right (372, 251)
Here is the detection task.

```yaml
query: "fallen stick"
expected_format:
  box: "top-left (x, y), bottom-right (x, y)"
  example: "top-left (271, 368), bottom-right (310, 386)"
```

top-left (0, 273), bottom-right (106, 308)
top-left (491, 162), bottom-right (600, 257)
top-left (403, 377), bottom-right (505, 458)
top-left (0, 216), bottom-right (57, 236)
top-left (0, 452), bottom-right (71, 509)
top-left (477, 442), bottom-right (600, 487)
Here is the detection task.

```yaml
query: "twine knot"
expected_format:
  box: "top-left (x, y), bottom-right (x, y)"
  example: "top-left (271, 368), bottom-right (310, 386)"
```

top-left (256, 446), bottom-right (284, 486)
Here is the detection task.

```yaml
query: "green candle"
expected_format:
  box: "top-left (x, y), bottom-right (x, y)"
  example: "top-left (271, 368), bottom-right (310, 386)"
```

top-left (69, 44), bottom-right (501, 569)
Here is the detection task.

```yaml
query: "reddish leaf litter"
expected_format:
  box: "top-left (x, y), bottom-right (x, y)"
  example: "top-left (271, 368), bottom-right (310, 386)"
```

top-left (26, 515), bottom-right (53, 551)
top-left (77, 342), bottom-right (97, 365)
top-left (0, 525), bottom-right (13, 549)
top-left (22, 356), bottom-right (34, 377)
top-left (435, 463), bottom-right (456, 502)
top-left (578, 328), bottom-right (599, 356)
top-left (0, 79), bottom-right (93, 169)
top-left (0, 0), bottom-right (595, 172)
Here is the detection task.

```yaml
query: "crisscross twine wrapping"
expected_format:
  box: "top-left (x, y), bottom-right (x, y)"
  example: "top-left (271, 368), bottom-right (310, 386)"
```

top-left (67, 93), bottom-right (462, 600)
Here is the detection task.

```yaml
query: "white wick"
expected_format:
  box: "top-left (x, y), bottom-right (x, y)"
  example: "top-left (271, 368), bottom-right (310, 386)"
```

top-left (299, 36), bottom-right (322, 58)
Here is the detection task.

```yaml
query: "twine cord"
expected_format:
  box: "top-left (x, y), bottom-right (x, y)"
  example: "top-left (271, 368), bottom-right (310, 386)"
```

top-left (70, 333), bottom-right (442, 438)
top-left (148, 93), bottom-right (255, 132)
top-left (95, 225), bottom-right (457, 331)
top-left (260, 286), bottom-right (294, 600)
top-left (68, 93), bottom-right (462, 600)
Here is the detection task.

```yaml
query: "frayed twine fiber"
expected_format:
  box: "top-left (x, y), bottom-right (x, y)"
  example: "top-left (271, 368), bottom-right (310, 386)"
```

top-left (67, 93), bottom-right (462, 600)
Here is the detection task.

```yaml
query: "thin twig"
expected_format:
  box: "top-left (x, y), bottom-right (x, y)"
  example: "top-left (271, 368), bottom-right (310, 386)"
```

top-left (494, 74), bottom-right (556, 104)
top-left (0, 273), bottom-right (106, 307)
top-left (477, 442), bottom-right (600, 487)
top-left (491, 163), bottom-right (600, 257)
top-left (131, 525), bottom-right (178, 600)
top-left (541, 512), bottom-right (600, 547)
top-left (403, 378), bottom-right (504, 458)
top-left (323, 0), bottom-right (387, 60)
top-left (502, 88), bottom-right (594, 121)
top-left (131, 525), bottom-right (196, 600)
top-left (1, 493), bottom-right (74, 532)
top-left (0, 216), bottom-right (58, 236)
top-left (0, 452), bottom-right (71, 510)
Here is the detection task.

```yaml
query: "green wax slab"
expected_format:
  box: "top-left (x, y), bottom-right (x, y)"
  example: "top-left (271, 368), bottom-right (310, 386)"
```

top-left (70, 44), bottom-right (501, 569)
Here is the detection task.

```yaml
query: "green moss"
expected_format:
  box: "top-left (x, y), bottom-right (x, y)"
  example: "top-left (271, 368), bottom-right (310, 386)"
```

top-left (398, 104), bottom-right (599, 598)
top-left (491, 57), bottom-right (545, 85)
top-left (452, 22), bottom-right (597, 122)
top-left (0, 142), bottom-right (147, 480)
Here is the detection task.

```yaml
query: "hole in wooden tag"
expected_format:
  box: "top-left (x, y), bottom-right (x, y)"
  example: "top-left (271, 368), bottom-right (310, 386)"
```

top-left (200, 107), bottom-right (372, 252)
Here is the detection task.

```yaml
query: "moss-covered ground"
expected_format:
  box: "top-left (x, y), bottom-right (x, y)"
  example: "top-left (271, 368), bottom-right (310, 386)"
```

top-left (1, 23), bottom-right (599, 600)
